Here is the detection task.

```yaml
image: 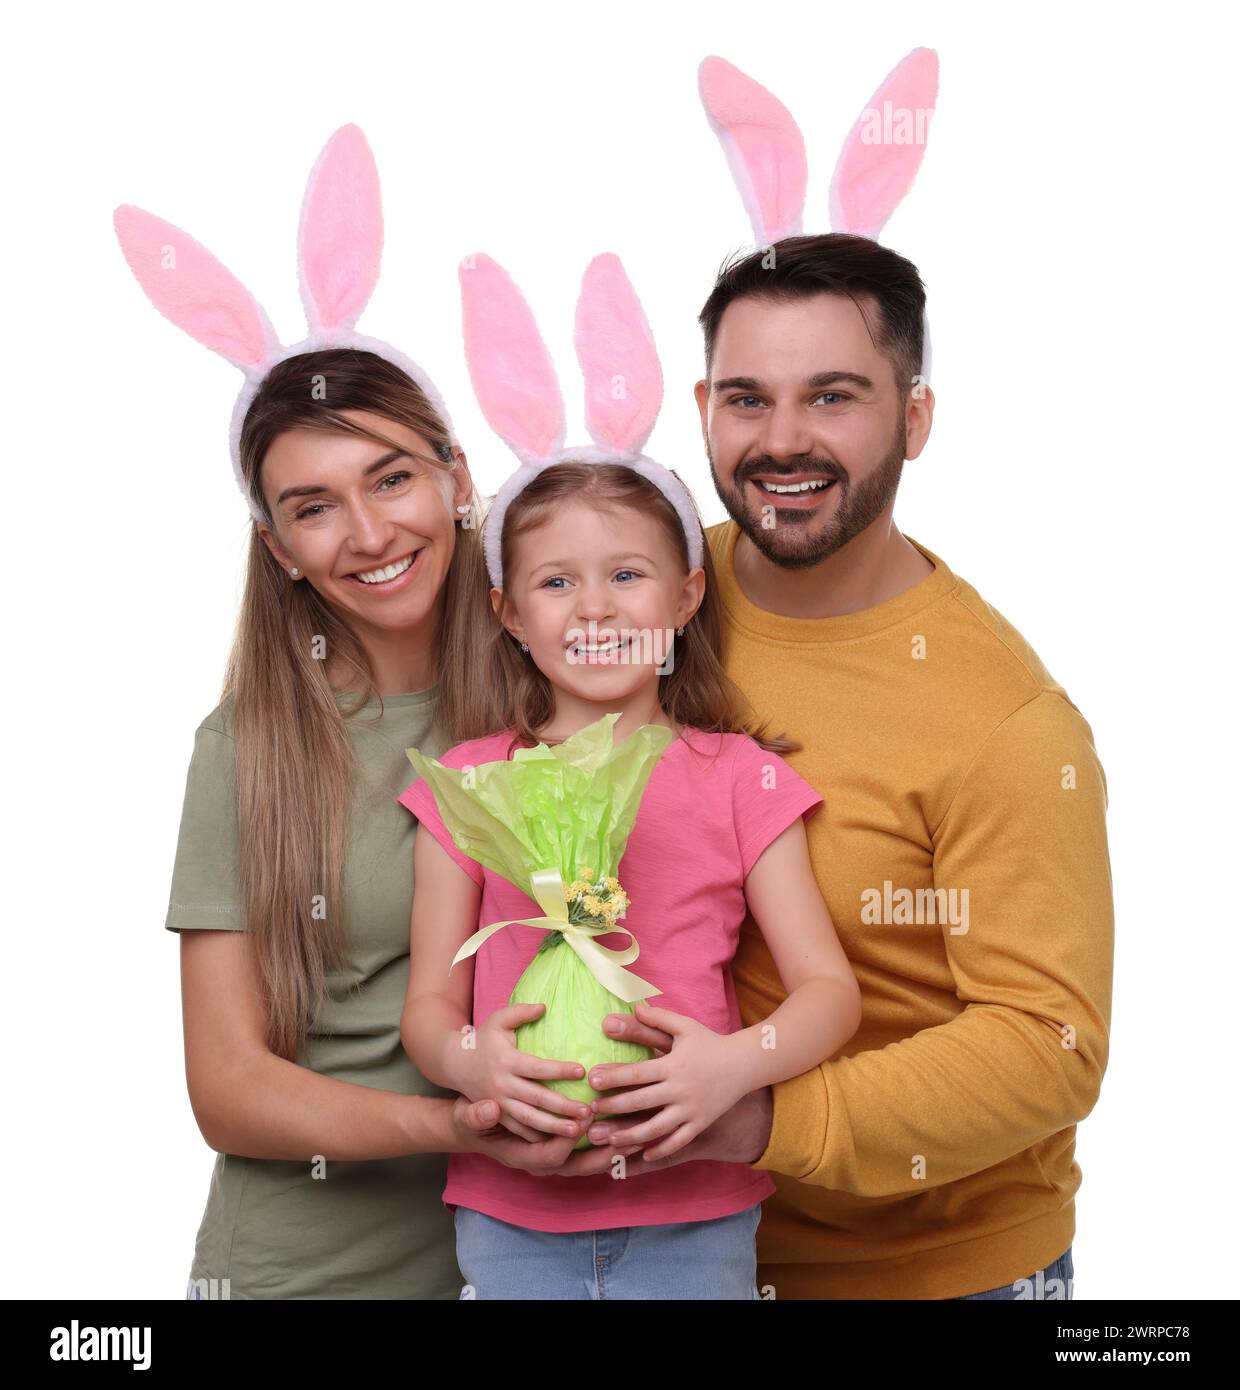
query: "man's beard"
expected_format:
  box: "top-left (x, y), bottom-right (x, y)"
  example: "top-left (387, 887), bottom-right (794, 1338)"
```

top-left (708, 419), bottom-right (907, 572)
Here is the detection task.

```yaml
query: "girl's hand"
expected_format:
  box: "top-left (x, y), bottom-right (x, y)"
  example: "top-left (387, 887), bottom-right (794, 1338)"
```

top-left (585, 1003), bottom-right (749, 1161)
top-left (460, 1003), bottom-right (593, 1143)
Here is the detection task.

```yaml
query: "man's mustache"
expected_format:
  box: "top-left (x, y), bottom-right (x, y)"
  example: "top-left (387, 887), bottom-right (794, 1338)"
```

top-left (737, 458), bottom-right (847, 486)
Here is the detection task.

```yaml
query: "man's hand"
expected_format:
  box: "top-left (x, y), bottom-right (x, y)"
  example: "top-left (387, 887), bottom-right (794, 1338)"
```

top-left (543, 1008), bottom-right (775, 1176)
top-left (554, 1086), bottom-right (774, 1175)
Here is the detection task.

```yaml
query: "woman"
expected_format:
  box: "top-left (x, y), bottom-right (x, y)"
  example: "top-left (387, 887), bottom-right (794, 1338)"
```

top-left (118, 125), bottom-right (601, 1299)
top-left (169, 349), bottom-right (609, 1298)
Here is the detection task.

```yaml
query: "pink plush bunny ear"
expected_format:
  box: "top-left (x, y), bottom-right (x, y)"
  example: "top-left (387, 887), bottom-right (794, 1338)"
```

top-left (298, 124), bottom-right (383, 336)
top-left (459, 254), bottom-right (565, 461)
top-left (113, 205), bottom-right (276, 370)
top-left (574, 254), bottom-right (662, 454)
top-left (829, 48), bottom-right (939, 239)
top-left (699, 55), bottom-right (808, 246)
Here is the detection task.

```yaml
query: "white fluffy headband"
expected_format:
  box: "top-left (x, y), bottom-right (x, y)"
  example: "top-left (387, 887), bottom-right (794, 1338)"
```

top-left (113, 125), bottom-right (454, 522)
top-left (699, 48), bottom-right (939, 382)
top-left (459, 253), bottom-right (704, 591)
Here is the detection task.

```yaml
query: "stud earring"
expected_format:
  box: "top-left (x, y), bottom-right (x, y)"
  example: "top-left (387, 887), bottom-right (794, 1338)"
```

top-left (519, 641), bottom-right (529, 653)
top-left (290, 567), bottom-right (300, 578)
top-left (676, 626), bottom-right (684, 636)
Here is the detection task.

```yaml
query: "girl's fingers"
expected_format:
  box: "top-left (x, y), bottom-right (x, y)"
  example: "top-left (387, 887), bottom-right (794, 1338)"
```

top-left (488, 1002), bottom-right (546, 1031)
top-left (504, 1096), bottom-right (587, 1139)
top-left (590, 1107), bottom-right (680, 1148)
top-left (587, 1057), bottom-right (668, 1091)
top-left (510, 1077), bottom-right (592, 1121)
top-left (497, 1111), bottom-right (546, 1143)
top-left (588, 1082), bottom-right (672, 1117)
top-left (511, 1053), bottom-right (589, 1085)
top-left (639, 1121), bottom-right (698, 1162)
top-left (602, 1014), bottom-right (674, 1052)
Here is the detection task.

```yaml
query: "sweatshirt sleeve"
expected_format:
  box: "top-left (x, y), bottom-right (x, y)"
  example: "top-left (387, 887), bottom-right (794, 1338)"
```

top-left (752, 690), bottom-right (1114, 1196)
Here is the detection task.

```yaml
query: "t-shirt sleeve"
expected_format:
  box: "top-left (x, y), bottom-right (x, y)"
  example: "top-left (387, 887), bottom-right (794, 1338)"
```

top-left (165, 719), bottom-right (244, 933)
top-left (730, 736), bottom-right (825, 880)
top-left (396, 760), bottom-right (485, 888)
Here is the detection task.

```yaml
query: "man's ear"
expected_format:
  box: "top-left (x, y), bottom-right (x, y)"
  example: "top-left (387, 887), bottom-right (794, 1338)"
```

top-left (904, 384), bottom-right (935, 462)
top-left (694, 379), bottom-right (709, 437)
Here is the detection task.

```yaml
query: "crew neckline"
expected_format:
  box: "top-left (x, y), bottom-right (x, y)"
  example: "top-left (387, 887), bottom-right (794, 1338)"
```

top-left (712, 518), bottom-right (959, 645)
top-left (333, 686), bottom-right (438, 710)
top-left (489, 722), bottom-right (725, 760)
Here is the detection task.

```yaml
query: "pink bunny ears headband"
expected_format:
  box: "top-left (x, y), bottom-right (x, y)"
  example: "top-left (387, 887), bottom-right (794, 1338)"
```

top-left (113, 125), bottom-right (453, 521)
top-left (460, 253), bottom-right (704, 591)
top-left (699, 48), bottom-right (939, 381)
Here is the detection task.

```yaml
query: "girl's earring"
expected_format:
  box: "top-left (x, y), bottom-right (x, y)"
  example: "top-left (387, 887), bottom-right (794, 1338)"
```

top-left (519, 640), bottom-right (529, 653)
top-left (290, 567), bottom-right (300, 578)
top-left (676, 625), bottom-right (684, 636)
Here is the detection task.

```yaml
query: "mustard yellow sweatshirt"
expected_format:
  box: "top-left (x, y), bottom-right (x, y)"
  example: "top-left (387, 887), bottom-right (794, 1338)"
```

top-left (707, 521), bottom-right (1113, 1300)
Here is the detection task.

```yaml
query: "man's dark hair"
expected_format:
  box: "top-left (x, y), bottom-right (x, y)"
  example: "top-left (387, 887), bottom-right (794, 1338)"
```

top-left (698, 233), bottom-right (927, 392)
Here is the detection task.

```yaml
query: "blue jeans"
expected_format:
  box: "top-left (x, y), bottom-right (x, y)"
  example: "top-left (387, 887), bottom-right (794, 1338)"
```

top-left (454, 1202), bottom-right (763, 1300)
top-left (953, 1245), bottom-right (1074, 1300)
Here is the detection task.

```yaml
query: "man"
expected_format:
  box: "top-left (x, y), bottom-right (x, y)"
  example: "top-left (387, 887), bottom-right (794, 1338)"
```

top-left (584, 233), bottom-right (1113, 1301)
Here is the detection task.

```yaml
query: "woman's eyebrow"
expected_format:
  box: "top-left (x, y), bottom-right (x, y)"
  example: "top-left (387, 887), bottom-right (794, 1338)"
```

top-left (360, 448), bottom-right (410, 477)
top-left (276, 449), bottom-right (410, 505)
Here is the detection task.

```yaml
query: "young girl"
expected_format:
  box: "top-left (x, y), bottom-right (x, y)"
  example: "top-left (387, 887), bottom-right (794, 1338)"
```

top-left (398, 254), bottom-right (861, 1300)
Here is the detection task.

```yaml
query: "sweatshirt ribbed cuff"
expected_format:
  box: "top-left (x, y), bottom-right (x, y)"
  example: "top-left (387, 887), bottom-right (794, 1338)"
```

top-left (751, 1066), bottom-right (830, 1180)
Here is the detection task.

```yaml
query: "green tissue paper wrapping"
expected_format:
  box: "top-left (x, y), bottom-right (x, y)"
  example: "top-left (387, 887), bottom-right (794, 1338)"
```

top-left (405, 713), bottom-right (675, 1148)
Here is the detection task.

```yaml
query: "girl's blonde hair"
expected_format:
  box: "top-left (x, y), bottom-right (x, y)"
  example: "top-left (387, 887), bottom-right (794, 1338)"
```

top-left (226, 348), bottom-right (493, 1060)
top-left (465, 460), bottom-right (801, 758)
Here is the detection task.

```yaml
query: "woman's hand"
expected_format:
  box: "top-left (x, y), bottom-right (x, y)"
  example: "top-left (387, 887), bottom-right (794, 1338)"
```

top-left (449, 1095), bottom-right (592, 1173)
top-left (583, 1003), bottom-right (750, 1161)
top-left (456, 1003), bottom-right (593, 1143)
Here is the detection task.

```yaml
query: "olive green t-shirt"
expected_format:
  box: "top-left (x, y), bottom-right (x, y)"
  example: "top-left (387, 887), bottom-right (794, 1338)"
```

top-left (165, 688), bottom-right (460, 1299)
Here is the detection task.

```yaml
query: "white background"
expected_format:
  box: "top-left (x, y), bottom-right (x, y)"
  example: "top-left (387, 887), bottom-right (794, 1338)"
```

top-left (5, 0), bottom-right (1236, 1299)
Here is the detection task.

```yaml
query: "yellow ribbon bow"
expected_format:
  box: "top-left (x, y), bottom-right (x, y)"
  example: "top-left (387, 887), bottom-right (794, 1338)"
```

top-left (449, 866), bottom-right (661, 1003)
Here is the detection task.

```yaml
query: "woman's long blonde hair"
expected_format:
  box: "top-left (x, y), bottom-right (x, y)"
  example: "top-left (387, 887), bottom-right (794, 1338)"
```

top-left (467, 460), bottom-right (801, 758)
top-left (225, 349), bottom-right (492, 1060)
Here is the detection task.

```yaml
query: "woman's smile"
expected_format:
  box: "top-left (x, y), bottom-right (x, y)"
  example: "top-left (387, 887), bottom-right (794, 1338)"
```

top-left (341, 547), bottom-right (424, 593)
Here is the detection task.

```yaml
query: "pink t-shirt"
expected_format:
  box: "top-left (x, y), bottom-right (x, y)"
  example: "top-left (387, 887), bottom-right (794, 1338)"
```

top-left (397, 724), bottom-right (824, 1233)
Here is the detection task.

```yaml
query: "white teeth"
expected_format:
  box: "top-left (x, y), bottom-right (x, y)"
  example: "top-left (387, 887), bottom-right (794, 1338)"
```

top-left (756, 478), bottom-right (834, 494)
top-left (355, 552), bottom-right (416, 584)
top-left (569, 638), bottom-right (631, 657)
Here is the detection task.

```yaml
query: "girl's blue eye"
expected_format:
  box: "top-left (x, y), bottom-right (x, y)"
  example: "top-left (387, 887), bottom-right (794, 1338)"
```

top-left (615, 569), bottom-right (639, 582)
